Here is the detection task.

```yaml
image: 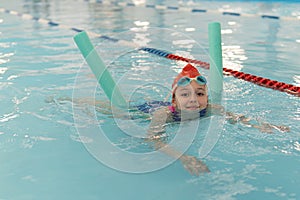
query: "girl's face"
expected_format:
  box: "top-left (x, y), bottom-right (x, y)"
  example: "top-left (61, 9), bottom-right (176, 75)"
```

top-left (173, 81), bottom-right (208, 111)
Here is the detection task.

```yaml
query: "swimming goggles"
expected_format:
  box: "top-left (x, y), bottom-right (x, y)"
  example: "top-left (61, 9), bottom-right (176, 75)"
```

top-left (177, 75), bottom-right (207, 87)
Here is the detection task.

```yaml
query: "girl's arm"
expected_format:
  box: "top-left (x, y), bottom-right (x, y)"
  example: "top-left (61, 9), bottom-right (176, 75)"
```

top-left (209, 104), bottom-right (290, 133)
top-left (51, 96), bottom-right (210, 175)
top-left (53, 97), bottom-right (149, 120)
top-left (146, 107), bottom-right (210, 176)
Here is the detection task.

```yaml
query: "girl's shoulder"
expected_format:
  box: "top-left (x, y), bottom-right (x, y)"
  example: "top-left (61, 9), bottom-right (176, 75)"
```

top-left (152, 106), bottom-right (174, 122)
top-left (207, 103), bottom-right (225, 115)
top-left (152, 105), bottom-right (173, 115)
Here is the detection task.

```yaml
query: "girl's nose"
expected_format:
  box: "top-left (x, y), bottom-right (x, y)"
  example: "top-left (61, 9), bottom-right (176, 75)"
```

top-left (189, 93), bottom-right (197, 102)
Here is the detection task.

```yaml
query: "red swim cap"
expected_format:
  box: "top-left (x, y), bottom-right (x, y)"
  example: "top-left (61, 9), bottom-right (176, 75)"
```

top-left (172, 63), bottom-right (201, 89)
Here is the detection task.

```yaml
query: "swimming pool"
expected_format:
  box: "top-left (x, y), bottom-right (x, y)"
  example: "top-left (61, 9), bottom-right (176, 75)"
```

top-left (1, 0), bottom-right (300, 199)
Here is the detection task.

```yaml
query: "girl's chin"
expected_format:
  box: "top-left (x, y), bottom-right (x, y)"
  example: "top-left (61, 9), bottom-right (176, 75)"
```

top-left (182, 108), bottom-right (200, 112)
top-left (185, 107), bottom-right (200, 111)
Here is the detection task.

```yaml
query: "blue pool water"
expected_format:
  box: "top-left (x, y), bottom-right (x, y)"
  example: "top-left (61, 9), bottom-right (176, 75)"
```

top-left (1, 0), bottom-right (300, 199)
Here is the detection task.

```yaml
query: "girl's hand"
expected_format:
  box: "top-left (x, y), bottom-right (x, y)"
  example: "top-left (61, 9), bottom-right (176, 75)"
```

top-left (251, 122), bottom-right (290, 134)
top-left (179, 155), bottom-right (210, 176)
top-left (269, 124), bottom-right (290, 133)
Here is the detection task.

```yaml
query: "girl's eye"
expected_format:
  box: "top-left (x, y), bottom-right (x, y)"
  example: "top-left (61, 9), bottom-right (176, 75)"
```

top-left (197, 92), bottom-right (205, 96)
top-left (180, 93), bottom-right (189, 97)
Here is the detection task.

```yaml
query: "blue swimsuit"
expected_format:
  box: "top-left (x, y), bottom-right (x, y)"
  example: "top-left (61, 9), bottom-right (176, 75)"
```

top-left (136, 101), bottom-right (207, 121)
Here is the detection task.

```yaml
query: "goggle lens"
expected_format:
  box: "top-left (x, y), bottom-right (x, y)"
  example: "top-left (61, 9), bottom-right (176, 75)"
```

top-left (177, 76), bottom-right (207, 87)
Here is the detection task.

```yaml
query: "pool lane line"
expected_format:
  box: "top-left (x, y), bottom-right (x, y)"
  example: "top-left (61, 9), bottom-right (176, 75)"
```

top-left (1, 7), bottom-right (299, 97)
top-left (84, 0), bottom-right (300, 21)
top-left (141, 48), bottom-right (300, 97)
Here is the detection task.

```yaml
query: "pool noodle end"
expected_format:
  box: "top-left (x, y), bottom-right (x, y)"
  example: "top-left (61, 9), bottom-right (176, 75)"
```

top-left (74, 31), bottom-right (94, 58)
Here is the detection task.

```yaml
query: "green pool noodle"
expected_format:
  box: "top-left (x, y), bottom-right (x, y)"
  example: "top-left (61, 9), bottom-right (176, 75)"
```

top-left (208, 22), bottom-right (223, 104)
top-left (73, 31), bottom-right (127, 108)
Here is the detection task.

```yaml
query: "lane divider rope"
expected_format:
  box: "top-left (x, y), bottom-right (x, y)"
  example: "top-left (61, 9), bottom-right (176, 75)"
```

top-left (1, 7), bottom-right (299, 97)
top-left (140, 47), bottom-right (300, 97)
top-left (84, 0), bottom-right (300, 21)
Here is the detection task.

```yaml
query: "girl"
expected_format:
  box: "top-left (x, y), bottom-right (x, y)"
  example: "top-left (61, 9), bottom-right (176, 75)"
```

top-left (145, 63), bottom-right (290, 176)
top-left (50, 63), bottom-right (289, 176)
top-left (146, 63), bottom-right (211, 176)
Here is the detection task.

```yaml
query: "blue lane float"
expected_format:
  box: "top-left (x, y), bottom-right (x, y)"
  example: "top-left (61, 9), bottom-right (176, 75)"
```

top-left (81, 0), bottom-right (300, 21)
